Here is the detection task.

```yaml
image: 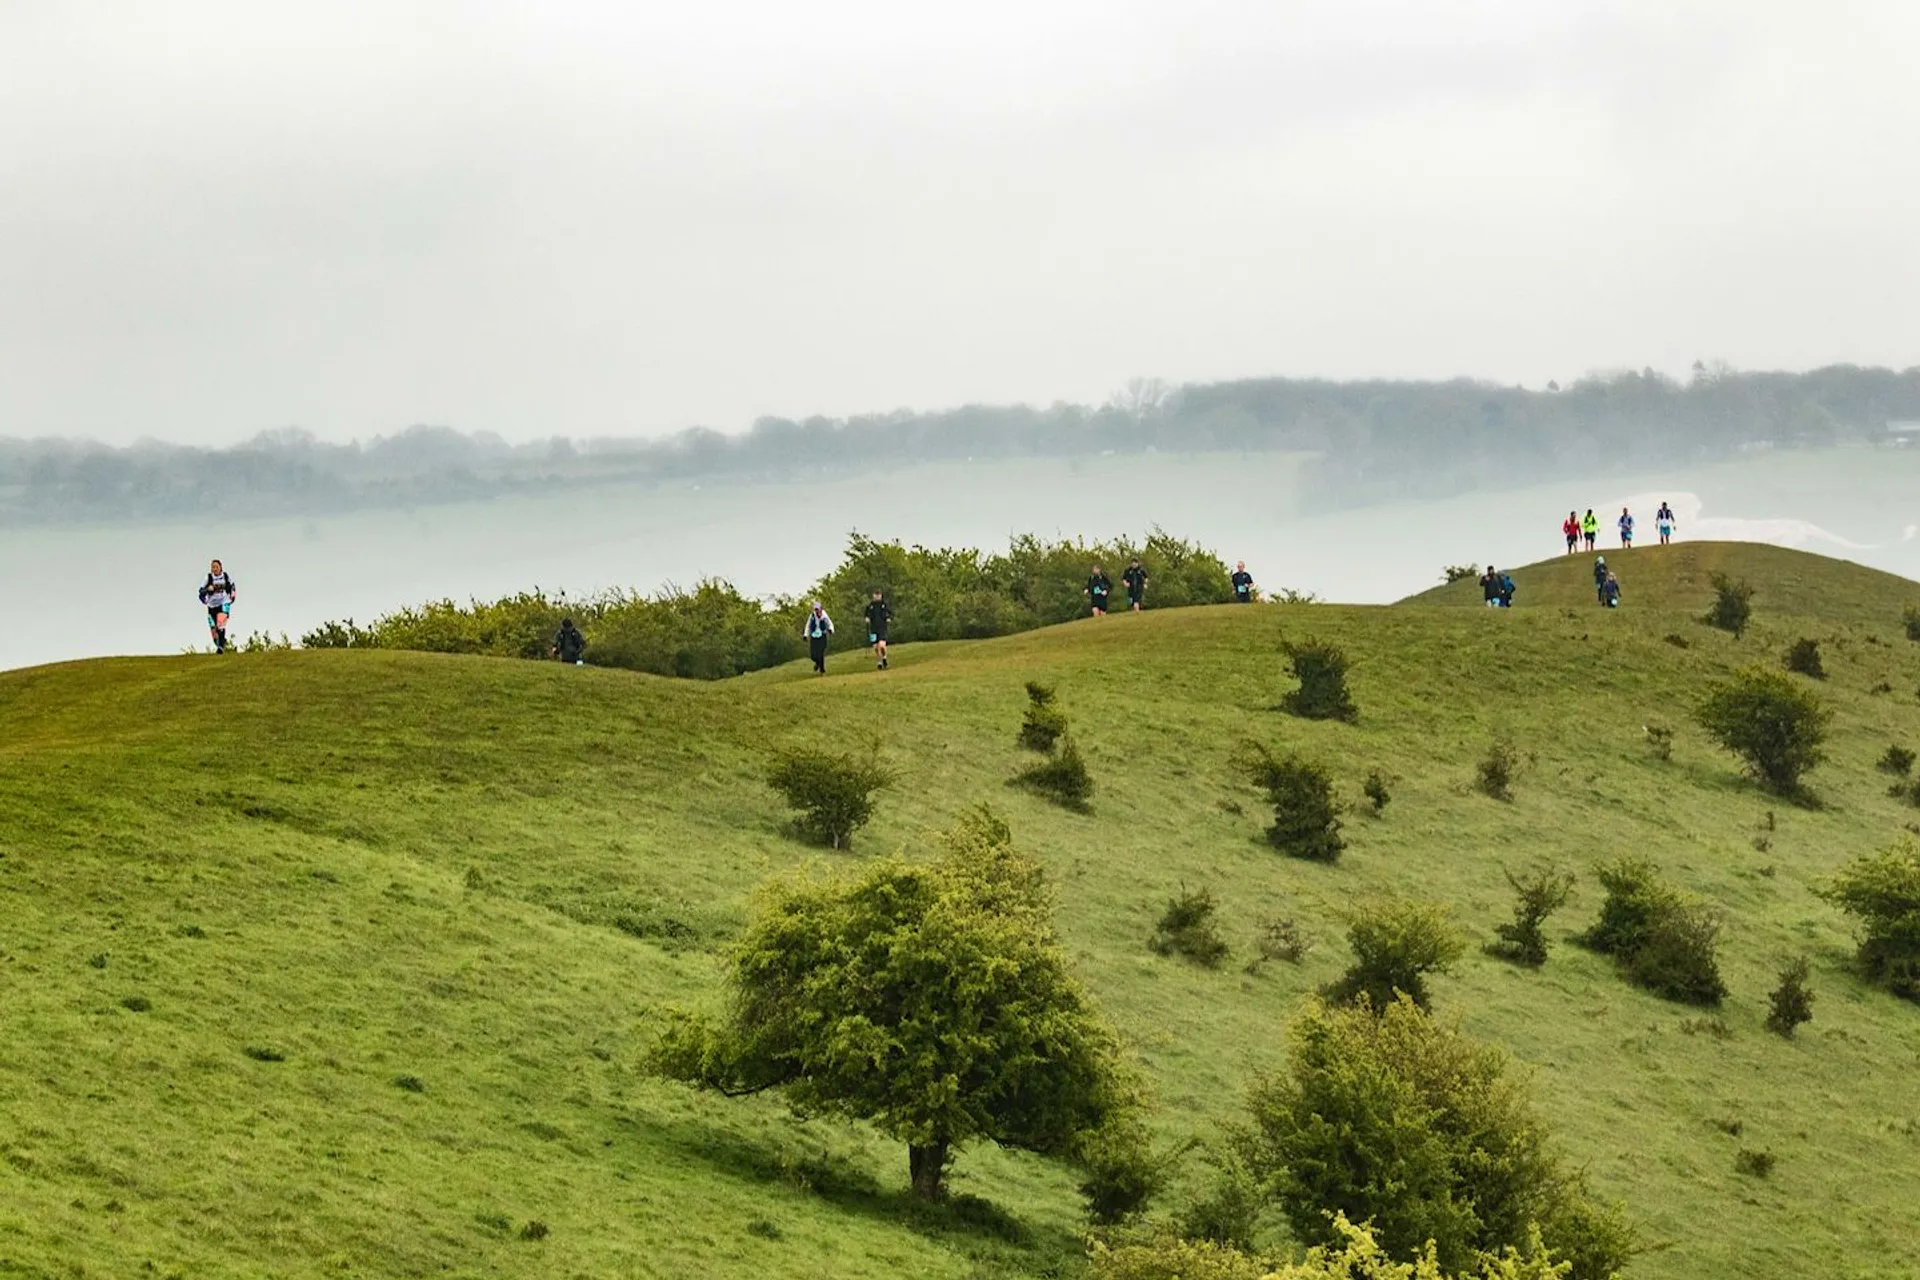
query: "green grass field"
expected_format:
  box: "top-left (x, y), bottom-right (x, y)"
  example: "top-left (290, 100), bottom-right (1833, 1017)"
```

top-left (5, 542), bottom-right (1920, 1279)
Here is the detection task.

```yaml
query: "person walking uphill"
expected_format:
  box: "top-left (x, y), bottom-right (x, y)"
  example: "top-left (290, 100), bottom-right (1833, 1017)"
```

top-left (1563, 511), bottom-right (1580, 555)
top-left (198, 559), bottom-right (237, 653)
top-left (1230, 561), bottom-right (1255, 602)
top-left (864, 590), bottom-right (892, 670)
top-left (552, 618), bottom-right (587, 665)
top-left (1479, 565), bottom-right (1506, 609)
top-left (1618, 506), bottom-right (1635, 549)
top-left (1656, 501), bottom-right (1677, 546)
top-left (1122, 558), bottom-right (1149, 612)
top-left (1582, 509), bottom-right (1600, 551)
top-left (802, 602), bottom-right (835, 673)
top-left (1086, 565), bottom-right (1112, 617)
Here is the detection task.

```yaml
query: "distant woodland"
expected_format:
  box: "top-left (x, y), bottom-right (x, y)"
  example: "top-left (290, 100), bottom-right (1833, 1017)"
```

top-left (5, 363), bottom-right (1917, 526)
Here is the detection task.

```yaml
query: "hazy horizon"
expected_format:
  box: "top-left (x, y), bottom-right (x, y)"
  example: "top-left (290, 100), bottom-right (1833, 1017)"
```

top-left (5, 2), bottom-right (1918, 448)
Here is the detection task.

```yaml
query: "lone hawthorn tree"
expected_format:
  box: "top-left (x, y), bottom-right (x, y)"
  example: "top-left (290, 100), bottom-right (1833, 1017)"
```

top-left (647, 808), bottom-right (1139, 1203)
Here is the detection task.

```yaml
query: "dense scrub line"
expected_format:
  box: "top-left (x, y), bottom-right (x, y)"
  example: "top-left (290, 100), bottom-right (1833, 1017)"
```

top-left (299, 530), bottom-right (1239, 678)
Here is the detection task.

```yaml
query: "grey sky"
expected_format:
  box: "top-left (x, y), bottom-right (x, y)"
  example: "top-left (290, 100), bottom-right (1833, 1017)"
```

top-left (3, 0), bottom-right (1916, 446)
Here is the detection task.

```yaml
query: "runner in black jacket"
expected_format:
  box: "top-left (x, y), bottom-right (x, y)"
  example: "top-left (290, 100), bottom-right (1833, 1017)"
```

top-left (1122, 558), bottom-right (1149, 612)
top-left (1086, 566), bottom-right (1112, 617)
top-left (864, 590), bottom-right (893, 670)
top-left (552, 618), bottom-right (587, 665)
top-left (1230, 562), bottom-right (1255, 603)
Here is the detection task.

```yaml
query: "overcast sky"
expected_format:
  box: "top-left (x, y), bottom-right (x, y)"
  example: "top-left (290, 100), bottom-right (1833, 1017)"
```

top-left (3, 1), bottom-right (1917, 446)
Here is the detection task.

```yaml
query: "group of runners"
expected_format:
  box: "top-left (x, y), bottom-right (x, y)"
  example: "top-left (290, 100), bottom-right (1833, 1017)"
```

top-left (1561, 502), bottom-right (1678, 554)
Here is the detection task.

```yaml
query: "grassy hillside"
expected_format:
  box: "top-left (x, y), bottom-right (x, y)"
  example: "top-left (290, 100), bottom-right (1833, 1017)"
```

top-left (5, 545), bottom-right (1920, 1279)
top-left (1404, 539), bottom-right (1920, 616)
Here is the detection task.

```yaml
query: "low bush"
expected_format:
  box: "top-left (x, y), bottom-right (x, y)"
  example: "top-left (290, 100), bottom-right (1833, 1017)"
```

top-left (1734, 1149), bottom-right (1776, 1179)
top-left (1643, 724), bottom-right (1674, 761)
top-left (1010, 735), bottom-right (1095, 812)
top-left (1239, 744), bottom-right (1344, 862)
top-left (1363, 769), bottom-right (1391, 815)
top-left (765, 748), bottom-right (896, 849)
top-left (1580, 858), bottom-right (1725, 1005)
top-left (1239, 997), bottom-right (1634, 1279)
top-left (1251, 917), bottom-right (1313, 968)
top-left (1279, 639), bottom-right (1357, 722)
top-left (1017, 682), bottom-right (1068, 752)
top-left (1325, 899), bottom-right (1465, 1011)
top-left (1816, 841), bottom-right (1920, 999)
top-left (1765, 957), bottom-right (1815, 1037)
top-left (1176, 1147), bottom-right (1264, 1249)
top-left (243, 1046), bottom-right (286, 1062)
top-left (1487, 867), bottom-right (1576, 968)
top-left (1696, 666), bottom-right (1829, 794)
top-left (1784, 637), bottom-right (1825, 678)
top-left (1879, 745), bottom-right (1916, 776)
top-left (1075, 1118), bottom-right (1165, 1225)
top-left (119, 995), bottom-right (151, 1013)
top-left (1905, 603), bottom-right (1920, 642)
top-left (1150, 886), bottom-right (1231, 968)
top-left (1704, 572), bottom-right (1755, 637)
top-left (1476, 739), bottom-right (1518, 801)
top-left (519, 1220), bottom-right (551, 1241)
top-left (1442, 563), bottom-right (1480, 584)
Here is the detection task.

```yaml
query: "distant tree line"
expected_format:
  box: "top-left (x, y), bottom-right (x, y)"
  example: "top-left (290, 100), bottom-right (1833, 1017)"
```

top-left (7, 363), bottom-right (1918, 525)
top-left (299, 529), bottom-right (1238, 676)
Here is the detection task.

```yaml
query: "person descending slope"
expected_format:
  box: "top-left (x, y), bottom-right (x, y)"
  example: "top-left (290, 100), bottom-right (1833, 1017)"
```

top-left (1086, 565), bottom-right (1113, 617)
top-left (1230, 561), bottom-right (1255, 603)
top-left (1592, 555), bottom-right (1609, 604)
top-left (1479, 565), bottom-right (1505, 609)
top-left (864, 589), bottom-right (893, 670)
top-left (1602, 571), bottom-right (1622, 608)
top-left (1122, 557), bottom-right (1149, 613)
top-left (198, 559), bottom-right (237, 653)
top-left (1656, 501), bottom-right (1677, 545)
top-left (1562, 511), bottom-right (1580, 555)
top-left (1618, 506), bottom-right (1635, 549)
top-left (802, 601), bottom-right (835, 674)
top-left (1582, 509), bottom-right (1600, 551)
top-left (552, 618), bottom-right (587, 665)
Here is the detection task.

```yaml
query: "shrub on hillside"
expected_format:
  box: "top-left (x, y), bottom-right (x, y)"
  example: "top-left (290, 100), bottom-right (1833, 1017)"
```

top-left (1092, 1214), bottom-right (1583, 1279)
top-left (1325, 899), bottom-right (1465, 1011)
top-left (1695, 666), bottom-right (1829, 794)
top-left (1476, 739), bottom-right (1519, 802)
top-left (1643, 723), bottom-right (1674, 761)
top-left (1363, 769), bottom-right (1391, 816)
top-left (765, 748), bottom-right (895, 850)
top-left (1766, 958), bottom-right (1815, 1037)
top-left (647, 809), bottom-right (1143, 1207)
top-left (1239, 745), bottom-right (1344, 862)
top-left (1579, 857), bottom-right (1726, 1006)
top-left (1784, 637), bottom-right (1825, 678)
top-left (1905, 604), bottom-right (1920, 643)
top-left (299, 618), bottom-right (373, 648)
top-left (1175, 1147), bottom-right (1264, 1250)
top-left (1011, 735), bottom-right (1095, 812)
top-left (1249, 917), bottom-right (1313, 969)
top-left (1074, 1117), bottom-right (1165, 1225)
top-left (1018, 681), bottom-right (1068, 752)
top-left (1442, 564), bottom-right (1480, 584)
top-left (1238, 997), bottom-right (1634, 1279)
top-left (1815, 841), bottom-right (1920, 999)
top-left (1149, 886), bottom-right (1230, 968)
top-left (1279, 639), bottom-right (1357, 722)
top-left (1704, 572), bottom-right (1755, 637)
top-left (1487, 867), bottom-right (1576, 968)
top-left (1879, 745), bottom-right (1915, 776)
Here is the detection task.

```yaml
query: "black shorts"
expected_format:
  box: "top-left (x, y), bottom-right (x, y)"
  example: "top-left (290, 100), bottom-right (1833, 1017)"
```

top-left (1091, 594), bottom-right (1109, 609)
top-left (869, 627), bottom-right (888, 644)
top-left (1127, 592), bottom-right (1144, 606)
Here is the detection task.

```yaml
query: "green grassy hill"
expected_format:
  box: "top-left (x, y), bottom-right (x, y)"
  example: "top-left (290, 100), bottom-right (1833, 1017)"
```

top-left (6, 544), bottom-right (1920, 1279)
top-left (1404, 539), bottom-right (1920, 615)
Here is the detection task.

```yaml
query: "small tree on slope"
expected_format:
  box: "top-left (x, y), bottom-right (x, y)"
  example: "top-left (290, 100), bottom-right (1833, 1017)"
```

top-left (646, 808), bottom-right (1141, 1206)
top-left (1695, 666), bottom-right (1829, 795)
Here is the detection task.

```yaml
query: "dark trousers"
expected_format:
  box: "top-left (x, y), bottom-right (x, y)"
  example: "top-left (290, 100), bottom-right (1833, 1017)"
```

top-left (809, 635), bottom-right (828, 672)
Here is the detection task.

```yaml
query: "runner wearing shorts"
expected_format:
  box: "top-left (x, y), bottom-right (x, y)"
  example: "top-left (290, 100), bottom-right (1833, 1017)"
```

top-left (1122, 558), bottom-right (1148, 612)
top-left (198, 559), bottom-right (237, 653)
top-left (1086, 566), bottom-right (1112, 617)
top-left (864, 590), bottom-right (893, 670)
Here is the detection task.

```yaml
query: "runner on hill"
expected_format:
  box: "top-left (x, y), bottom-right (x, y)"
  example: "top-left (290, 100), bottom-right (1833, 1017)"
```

top-left (1230, 561), bottom-right (1255, 602)
top-left (1122, 558), bottom-right (1149, 612)
top-left (552, 618), bottom-right (587, 665)
top-left (198, 559), bottom-right (237, 653)
top-left (1562, 511), bottom-right (1580, 555)
top-left (1479, 565), bottom-right (1505, 609)
top-left (1086, 565), bottom-right (1112, 617)
top-left (1592, 555), bottom-right (1609, 604)
top-left (1618, 506), bottom-right (1635, 549)
top-left (802, 601), bottom-right (835, 674)
top-left (1582, 509), bottom-right (1599, 551)
top-left (1656, 502), bottom-right (1676, 545)
top-left (864, 590), bottom-right (893, 670)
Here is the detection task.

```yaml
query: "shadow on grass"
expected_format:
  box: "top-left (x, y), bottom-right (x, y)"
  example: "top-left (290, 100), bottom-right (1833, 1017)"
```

top-left (621, 1109), bottom-right (1081, 1267)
